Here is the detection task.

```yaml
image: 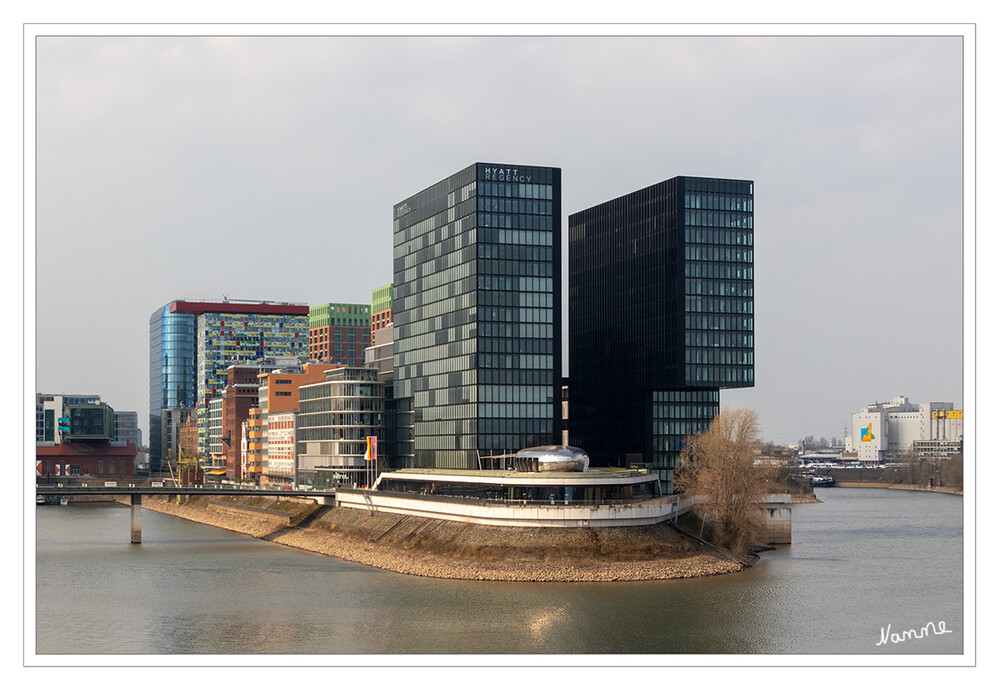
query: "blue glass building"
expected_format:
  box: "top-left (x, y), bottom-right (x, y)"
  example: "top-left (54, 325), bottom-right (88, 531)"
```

top-left (393, 163), bottom-right (562, 469)
top-left (148, 304), bottom-right (197, 469)
top-left (568, 176), bottom-right (754, 493)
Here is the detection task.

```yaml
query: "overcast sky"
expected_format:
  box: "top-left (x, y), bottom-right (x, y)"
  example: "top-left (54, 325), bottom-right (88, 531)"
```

top-left (30, 30), bottom-right (967, 446)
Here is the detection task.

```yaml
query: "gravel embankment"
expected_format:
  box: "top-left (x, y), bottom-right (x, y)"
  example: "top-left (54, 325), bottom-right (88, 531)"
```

top-left (139, 494), bottom-right (745, 582)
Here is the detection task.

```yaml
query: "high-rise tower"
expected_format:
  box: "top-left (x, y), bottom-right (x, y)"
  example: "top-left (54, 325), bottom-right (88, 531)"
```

top-left (568, 176), bottom-right (754, 492)
top-left (393, 163), bottom-right (562, 469)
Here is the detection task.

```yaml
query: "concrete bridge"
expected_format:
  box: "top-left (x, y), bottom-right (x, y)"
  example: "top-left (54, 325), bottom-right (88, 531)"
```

top-left (35, 482), bottom-right (337, 543)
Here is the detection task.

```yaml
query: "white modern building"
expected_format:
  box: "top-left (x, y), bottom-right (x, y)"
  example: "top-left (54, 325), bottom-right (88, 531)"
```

top-left (846, 395), bottom-right (963, 464)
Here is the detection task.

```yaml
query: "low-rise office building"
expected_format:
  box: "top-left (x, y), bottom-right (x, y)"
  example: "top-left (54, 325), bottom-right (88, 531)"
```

top-left (297, 366), bottom-right (385, 488)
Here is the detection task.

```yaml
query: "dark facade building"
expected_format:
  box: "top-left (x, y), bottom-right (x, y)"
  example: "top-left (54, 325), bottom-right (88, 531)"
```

top-left (393, 163), bottom-right (562, 470)
top-left (568, 175), bottom-right (754, 492)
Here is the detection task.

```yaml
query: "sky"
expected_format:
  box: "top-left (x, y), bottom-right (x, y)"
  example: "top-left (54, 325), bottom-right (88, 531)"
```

top-left (29, 28), bottom-right (968, 447)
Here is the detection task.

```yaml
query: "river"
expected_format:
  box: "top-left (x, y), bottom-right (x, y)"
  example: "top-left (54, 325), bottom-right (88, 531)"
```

top-left (33, 487), bottom-right (964, 657)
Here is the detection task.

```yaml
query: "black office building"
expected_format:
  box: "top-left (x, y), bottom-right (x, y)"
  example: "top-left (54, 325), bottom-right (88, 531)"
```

top-left (393, 163), bottom-right (562, 469)
top-left (568, 176), bottom-right (754, 492)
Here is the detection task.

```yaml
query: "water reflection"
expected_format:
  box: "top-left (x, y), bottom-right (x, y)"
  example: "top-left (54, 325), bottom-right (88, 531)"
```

top-left (34, 489), bottom-right (963, 655)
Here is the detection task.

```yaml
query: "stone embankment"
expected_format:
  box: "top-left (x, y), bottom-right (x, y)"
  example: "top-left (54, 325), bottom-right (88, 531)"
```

top-left (834, 482), bottom-right (963, 495)
top-left (138, 494), bottom-right (745, 582)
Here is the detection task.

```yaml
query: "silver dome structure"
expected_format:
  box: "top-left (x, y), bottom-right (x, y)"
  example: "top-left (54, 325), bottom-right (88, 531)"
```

top-left (513, 445), bottom-right (590, 472)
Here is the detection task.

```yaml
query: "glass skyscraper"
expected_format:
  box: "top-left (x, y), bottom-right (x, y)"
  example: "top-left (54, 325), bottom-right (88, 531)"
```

top-left (149, 305), bottom-right (197, 469)
top-left (393, 163), bottom-right (562, 469)
top-left (568, 176), bottom-right (754, 493)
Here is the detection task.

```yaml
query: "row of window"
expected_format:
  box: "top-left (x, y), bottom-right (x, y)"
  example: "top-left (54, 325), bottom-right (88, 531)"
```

top-left (477, 354), bottom-right (553, 371)
top-left (477, 197), bottom-right (553, 217)
top-left (685, 210), bottom-right (753, 230)
top-left (685, 314), bottom-right (754, 332)
top-left (684, 296), bottom-right (754, 314)
top-left (685, 331), bottom-right (752, 350)
top-left (479, 337), bottom-right (553, 356)
top-left (684, 192), bottom-right (752, 212)
top-left (479, 307), bottom-right (553, 325)
top-left (685, 278), bottom-right (753, 297)
top-left (477, 275), bottom-right (553, 293)
top-left (479, 322), bottom-right (553, 340)
top-left (479, 258), bottom-right (554, 279)
top-left (685, 366), bottom-right (754, 384)
top-left (478, 384), bottom-right (554, 404)
top-left (685, 227), bottom-right (754, 247)
top-left (299, 383), bottom-right (384, 401)
top-left (479, 243), bottom-right (554, 263)
top-left (685, 245), bottom-right (753, 263)
top-left (298, 410), bottom-right (385, 427)
top-left (478, 212), bottom-right (555, 230)
top-left (685, 348), bottom-right (754, 365)
top-left (478, 181), bottom-right (553, 200)
top-left (479, 291), bottom-right (553, 309)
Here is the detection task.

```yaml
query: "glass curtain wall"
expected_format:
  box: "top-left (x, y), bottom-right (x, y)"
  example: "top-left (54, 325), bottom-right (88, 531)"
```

top-left (393, 163), bottom-right (562, 470)
top-left (148, 305), bottom-right (196, 469)
top-left (568, 176), bottom-right (754, 493)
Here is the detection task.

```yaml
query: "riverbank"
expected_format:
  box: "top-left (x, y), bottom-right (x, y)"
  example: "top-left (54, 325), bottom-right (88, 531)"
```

top-left (832, 482), bottom-right (962, 495)
top-left (137, 494), bottom-right (746, 582)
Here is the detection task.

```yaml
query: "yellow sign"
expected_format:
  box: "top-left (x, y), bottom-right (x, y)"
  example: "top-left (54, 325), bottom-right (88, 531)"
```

top-left (932, 410), bottom-right (963, 419)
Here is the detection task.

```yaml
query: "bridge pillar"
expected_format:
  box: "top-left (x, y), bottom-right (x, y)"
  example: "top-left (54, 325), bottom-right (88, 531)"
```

top-left (131, 494), bottom-right (142, 544)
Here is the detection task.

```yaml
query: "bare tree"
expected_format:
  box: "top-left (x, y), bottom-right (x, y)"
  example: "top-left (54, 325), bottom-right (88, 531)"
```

top-left (675, 408), bottom-right (776, 555)
top-left (940, 453), bottom-right (963, 490)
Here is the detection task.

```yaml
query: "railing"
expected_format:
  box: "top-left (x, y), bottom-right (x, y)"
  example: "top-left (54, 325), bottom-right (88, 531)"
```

top-left (342, 488), bottom-right (671, 509)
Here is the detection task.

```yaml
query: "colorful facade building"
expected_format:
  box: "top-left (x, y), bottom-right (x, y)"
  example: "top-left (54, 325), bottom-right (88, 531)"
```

top-left (371, 284), bottom-right (393, 334)
top-left (149, 299), bottom-right (309, 468)
top-left (308, 302), bottom-right (372, 366)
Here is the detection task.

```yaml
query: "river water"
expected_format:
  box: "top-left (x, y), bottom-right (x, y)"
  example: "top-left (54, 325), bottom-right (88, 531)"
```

top-left (33, 488), bottom-right (965, 657)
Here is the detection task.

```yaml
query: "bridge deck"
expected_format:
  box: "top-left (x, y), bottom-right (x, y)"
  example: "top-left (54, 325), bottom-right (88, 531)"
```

top-left (35, 485), bottom-right (336, 498)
